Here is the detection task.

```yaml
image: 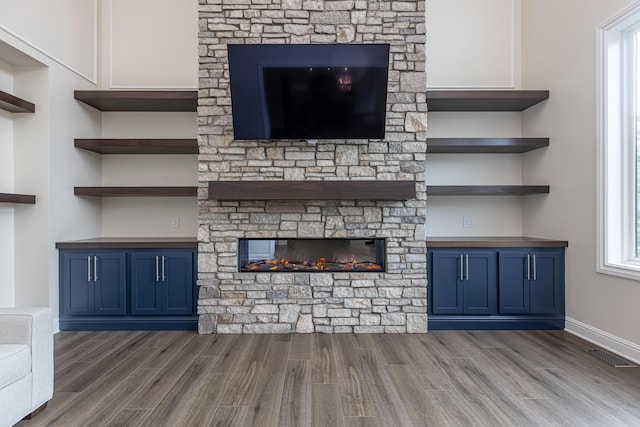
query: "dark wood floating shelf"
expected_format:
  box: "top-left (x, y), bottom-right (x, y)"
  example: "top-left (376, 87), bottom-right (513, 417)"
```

top-left (427, 185), bottom-right (549, 196)
top-left (75, 138), bottom-right (198, 154)
top-left (0, 90), bottom-right (35, 113)
top-left (209, 180), bottom-right (416, 200)
top-left (74, 186), bottom-right (197, 197)
top-left (426, 90), bottom-right (549, 112)
top-left (426, 236), bottom-right (568, 248)
top-left (74, 90), bottom-right (198, 112)
top-left (427, 138), bottom-right (549, 153)
top-left (55, 237), bottom-right (198, 249)
top-left (0, 192), bottom-right (36, 204)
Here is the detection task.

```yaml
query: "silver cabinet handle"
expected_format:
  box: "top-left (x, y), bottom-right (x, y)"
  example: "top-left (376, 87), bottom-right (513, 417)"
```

top-left (527, 254), bottom-right (531, 280)
top-left (87, 256), bottom-right (91, 282)
top-left (162, 255), bottom-right (166, 282)
top-left (156, 256), bottom-right (160, 282)
top-left (93, 256), bottom-right (98, 282)
top-left (465, 254), bottom-right (469, 281)
top-left (460, 254), bottom-right (464, 281)
top-left (533, 254), bottom-right (537, 281)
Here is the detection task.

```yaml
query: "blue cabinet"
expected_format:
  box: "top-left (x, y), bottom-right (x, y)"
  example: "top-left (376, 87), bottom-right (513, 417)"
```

top-left (431, 249), bottom-right (497, 315)
top-left (130, 250), bottom-right (193, 315)
top-left (58, 246), bottom-right (196, 330)
top-left (427, 246), bottom-right (565, 330)
top-left (60, 250), bottom-right (126, 316)
top-left (498, 249), bottom-right (564, 315)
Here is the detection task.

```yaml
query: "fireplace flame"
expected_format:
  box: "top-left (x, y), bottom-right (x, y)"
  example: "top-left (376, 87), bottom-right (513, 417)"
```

top-left (244, 256), bottom-right (382, 272)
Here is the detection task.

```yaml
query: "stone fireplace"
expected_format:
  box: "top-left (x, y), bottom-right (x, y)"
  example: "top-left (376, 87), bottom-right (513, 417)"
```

top-left (197, 0), bottom-right (427, 333)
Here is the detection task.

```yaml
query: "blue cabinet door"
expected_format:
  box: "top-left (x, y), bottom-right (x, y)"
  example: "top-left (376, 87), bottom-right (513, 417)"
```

top-left (62, 252), bottom-right (94, 316)
top-left (60, 250), bottom-right (126, 316)
top-left (498, 250), bottom-right (530, 314)
top-left (498, 249), bottom-right (564, 315)
top-left (529, 250), bottom-right (564, 314)
top-left (163, 250), bottom-right (194, 315)
top-left (431, 251), bottom-right (463, 314)
top-left (463, 251), bottom-right (497, 315)
top-left (430, 249), bottom-right (496, 315)
top-left (94, 251), bottom-right (127, 315)
top-left (130, 252), bottom-right (164, 315)
top-left (130, 250), bottom-right (194, 315)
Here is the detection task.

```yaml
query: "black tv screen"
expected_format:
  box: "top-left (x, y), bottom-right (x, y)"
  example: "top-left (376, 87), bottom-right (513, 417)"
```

top-left (227, 44), bottom-right (390, 140)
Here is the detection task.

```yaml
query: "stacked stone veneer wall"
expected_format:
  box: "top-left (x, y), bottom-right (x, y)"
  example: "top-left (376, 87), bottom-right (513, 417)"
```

top-left (197, 0), bottom-right (427, 333)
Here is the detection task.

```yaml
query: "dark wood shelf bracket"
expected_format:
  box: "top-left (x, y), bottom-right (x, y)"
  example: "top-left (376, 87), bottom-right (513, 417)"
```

top-left (74, 90), bottom-right (198, 112)
top-left (427, 185), bottom-right (550, 196)
top-left (427, 138), bottom-right (549, 154)
top-left (0, 90), bottom-right (35, 113)
top-left (426, 90), bottom-right (549, 112)
top-left (74, 138), bottom-right (198, 154)
top-left (74, 186), bottom-right (197, 197)
top-left (0, 192), bottom-right (36, 204)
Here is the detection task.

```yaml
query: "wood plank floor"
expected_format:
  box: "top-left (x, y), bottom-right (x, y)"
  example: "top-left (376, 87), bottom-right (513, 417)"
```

top-left (17, 330), bottom-right (640, 427)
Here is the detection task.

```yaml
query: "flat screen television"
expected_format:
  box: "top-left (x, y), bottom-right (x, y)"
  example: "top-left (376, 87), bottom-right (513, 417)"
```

top-left (227, 44), bottom-right (390, 140)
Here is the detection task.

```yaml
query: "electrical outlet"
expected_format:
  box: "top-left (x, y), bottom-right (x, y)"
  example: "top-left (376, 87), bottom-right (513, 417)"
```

top-left (462, 216), bottom-right (471, 228)
top-left (171, 217), bottom-right (180, 228)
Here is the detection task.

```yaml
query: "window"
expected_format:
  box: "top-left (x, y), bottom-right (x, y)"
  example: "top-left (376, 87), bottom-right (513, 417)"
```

top-left (598, 3), bottom-right (640, 281)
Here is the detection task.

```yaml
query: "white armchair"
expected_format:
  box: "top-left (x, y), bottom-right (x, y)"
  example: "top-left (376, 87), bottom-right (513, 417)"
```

top-left (0, 307), bottom-right (53, 427)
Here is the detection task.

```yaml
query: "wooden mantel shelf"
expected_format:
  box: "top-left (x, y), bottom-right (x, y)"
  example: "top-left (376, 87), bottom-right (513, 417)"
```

top-left (75, 138), bottom-right (198, 154)
top-left (0, 192), bottom-right (36, 204)
top-left (426, 90), bottom-right (549, 112)
top-left (75, 186), bottom-right (197, 197)
top-left (74, 90), bottom-right (198, 112)
top-left (0, 90), bottom-right (35, 113)
top-left (427, 185), bottom-right (549, 196)
top-left (208, 180), bottom-right (417, 200)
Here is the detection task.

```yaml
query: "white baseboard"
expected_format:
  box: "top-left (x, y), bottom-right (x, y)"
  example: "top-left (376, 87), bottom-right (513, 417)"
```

top-left (565, 317), bottom-right (640, 365)
top-left (53, 317), bottom-right (60, 334)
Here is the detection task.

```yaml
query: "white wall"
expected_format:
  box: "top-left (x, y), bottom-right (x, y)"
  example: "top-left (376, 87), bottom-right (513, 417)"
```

top-left (521, 0), bottom-right (640, 349)
top-left (0, 0), bottom-right (97, 82)
top-left (426, 0), bottom-right (521, 88)
top-left (106, 0), bottom-right (198, 88)
top-left (0, 59), bottom-right (16, 305)
top-left (13, 65), bottom-right (50, 307)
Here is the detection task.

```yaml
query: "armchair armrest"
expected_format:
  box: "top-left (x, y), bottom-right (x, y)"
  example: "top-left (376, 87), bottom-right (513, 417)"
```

top-left (0, 307), bottom-right (54, 409)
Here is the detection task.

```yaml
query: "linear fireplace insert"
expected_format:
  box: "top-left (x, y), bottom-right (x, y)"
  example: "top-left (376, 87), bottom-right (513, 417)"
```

top-left (238, 238), bottom-right (385, 272)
